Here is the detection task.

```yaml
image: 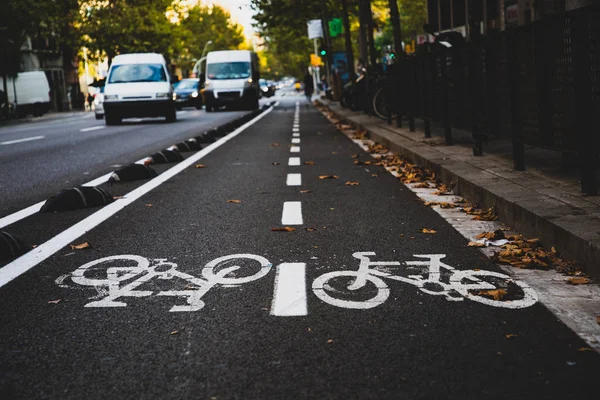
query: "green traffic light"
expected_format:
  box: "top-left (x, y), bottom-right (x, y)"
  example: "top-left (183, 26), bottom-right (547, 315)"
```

top-left (320, 49), bottom-right (327, 56)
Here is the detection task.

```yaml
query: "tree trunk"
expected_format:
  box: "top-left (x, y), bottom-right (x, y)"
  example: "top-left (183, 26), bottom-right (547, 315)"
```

top-left (341, 0), bottom-right (355, 79)
top-left (366, 0), bottom-right (377, 67)
top-left (388, 0), bottom-right (403, 57)
top-left (358, 0), bottom-right (369, 66)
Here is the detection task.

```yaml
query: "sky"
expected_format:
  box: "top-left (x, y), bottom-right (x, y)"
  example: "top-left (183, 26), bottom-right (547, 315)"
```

top-left (202, 0), bottom-right (257, 38)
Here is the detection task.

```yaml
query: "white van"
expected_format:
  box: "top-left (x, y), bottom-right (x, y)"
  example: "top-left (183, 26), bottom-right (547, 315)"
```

top-left (203, 50), bottom-right (260, 111)
top-left (0, 71), bottom-right (51, 117)
top-left (103, 53), bottom-right (176, 125)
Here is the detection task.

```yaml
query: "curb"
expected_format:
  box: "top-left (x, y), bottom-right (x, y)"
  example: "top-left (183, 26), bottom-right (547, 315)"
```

top-left (317, 99), bottom-right (600, 279)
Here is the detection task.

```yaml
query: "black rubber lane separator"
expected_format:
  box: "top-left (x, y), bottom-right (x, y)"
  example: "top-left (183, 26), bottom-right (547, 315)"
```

top-left (0, 231), bottom-right (31, 260)
top-left (40, 186), bottom-right (114, 213)
top-left (109, 164), bottom-right (158, 183)
top-left (146, 149), bottom-right (184, 164)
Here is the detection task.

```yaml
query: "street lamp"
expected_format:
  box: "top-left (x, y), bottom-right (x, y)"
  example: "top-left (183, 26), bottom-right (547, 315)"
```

top-left (193, 40), bottom-right (213, 77)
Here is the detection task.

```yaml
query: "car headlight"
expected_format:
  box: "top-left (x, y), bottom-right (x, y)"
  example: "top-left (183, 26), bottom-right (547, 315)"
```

top-left (156, 93), bottom-right (170, 98)
top-left (105, 94), bottom-right (118, 100)
top-left (191, 91), bottom-right (198, 98)
top-left (172, 93), bottom-right (177, 101)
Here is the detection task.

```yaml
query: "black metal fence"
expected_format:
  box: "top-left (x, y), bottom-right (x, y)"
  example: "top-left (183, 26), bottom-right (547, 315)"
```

top-left (385, 5), bottom-right (599, 194)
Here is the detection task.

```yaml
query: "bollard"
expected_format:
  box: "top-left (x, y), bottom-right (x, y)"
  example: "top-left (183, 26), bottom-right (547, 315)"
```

top-left (507, 30), bottom-right (526, 171)
top-left (440, 49), bottom-right (453, 145)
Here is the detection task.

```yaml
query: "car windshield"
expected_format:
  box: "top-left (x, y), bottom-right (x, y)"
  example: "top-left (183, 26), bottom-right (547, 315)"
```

top-left (176, 80), bottom-right (198, 90)
top-left (108, 64), bottom-right (167, 83)
top-left (207, 62), bottom-right (251, 80)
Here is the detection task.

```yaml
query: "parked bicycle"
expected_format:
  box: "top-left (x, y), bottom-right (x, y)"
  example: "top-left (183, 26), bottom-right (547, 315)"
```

top-left (312, 252), bottom-right (537, 309)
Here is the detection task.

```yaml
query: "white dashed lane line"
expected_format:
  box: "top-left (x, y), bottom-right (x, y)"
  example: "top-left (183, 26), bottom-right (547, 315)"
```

top-left (270, 262), bottom-right (308, 316)
top-left (80, 126), bottom-right (105, 132)
top-left (286, 173), bottom-right (302, 186)
top-left (288, 157), bottom-right (301, 166)
top-left (0, 136), bottom-right (45, 145)
top-left (292, 138), bottom-right (300, 144)
top-left (281, 201), bottom-right (303, 225)
top-left (290, 146), bottom-right (300, 153)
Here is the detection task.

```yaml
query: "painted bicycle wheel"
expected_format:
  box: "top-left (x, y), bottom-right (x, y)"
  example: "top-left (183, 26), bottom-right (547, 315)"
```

top-left (71, 255), bottom-right (150, 287)
top-left (449, 270), bottom-right (538, 309)
top-left (202, 254), bottom-right (272, 285)
top-left (312, 271), bottom-right (390, 309)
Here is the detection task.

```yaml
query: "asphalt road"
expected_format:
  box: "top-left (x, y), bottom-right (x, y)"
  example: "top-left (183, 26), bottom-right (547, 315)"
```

top-left (0, 106), bottom-right (259, 217)
top-left (0, 94), bottom-right (599, 399)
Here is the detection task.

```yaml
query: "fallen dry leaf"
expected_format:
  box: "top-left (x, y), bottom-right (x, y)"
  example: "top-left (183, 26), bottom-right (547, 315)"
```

top-left (476, 289), bottom-right (507, 301)
top-left (578, 347), bottom-right (593, 352)
top-left (48, 299), bottom-right (62, 304)
top-left (319, 175), bottom-right (339, 180)
top-left (143, 158), bottom-right (153, 165)
top-left (170, 329), bottom-right (184, 335)
top-left (327, 339), bottom-right (334, 344)
top-left (596, 316), bottom-right (600, 325)
top-left (272, 162), bottom-right (280, 166)
top-left (346, 181), bottom-right (360, 186)
top-left (195, 164), bottom-right (206, 168)
top-left (421, 229), bottom-right (437, 234)
top-left (468, 241), bottom-right (486, 247)
top-left (412, 182), bottom-right (431, 189)
top-left (567, 277), bottom-right (591, 285)
top-left (331, 152), bottom-right (337, 155)
top-left (69, 242), bottom-right (91, 250)
top-left (113, 196), bottom-right (124, 200)
top-left (352, 154), bottom-right (359, 159)
top-left (270, 143), bottom-right (281, 147)
top-left (271, 227), bottom-right (296, 232)
top-left (303, 161), bottom-right (316, 165)
top-left (145, 204), bottom-right (153, 207)
top-left (300, 190), bottom-right (312, 193)
top-left (227, 199), bottom-right (241, 203)
top-left (505, 334), bottom-right (518, 339)
top-left (305, 227), bottom-right (317, 232)
top-left (372, 173), bottom-right (379, 177)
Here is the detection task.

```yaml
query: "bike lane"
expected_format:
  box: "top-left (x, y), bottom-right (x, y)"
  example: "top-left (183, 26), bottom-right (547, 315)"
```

top-left (0, 98), bottom-right (598, 399)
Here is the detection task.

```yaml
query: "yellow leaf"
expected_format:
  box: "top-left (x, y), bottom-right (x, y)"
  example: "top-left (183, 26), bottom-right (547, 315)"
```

top-left (439, 202), bottom-right (456, 209)
top-left (227, 199), bottom-right (241, 203)
top-left (345, 181), bottom-right (360, 186)
top-left (69, 242), bottom-right (91, 250)
top-left (468, 241), bottom-right (486, 247)
top-left (567, 277), bottom-right (591, 285)
top-left (578, 347), bottom-right (593, 352)
top-left (505, 334), bottom-right (518, 339)
top-left (421, 229), bottom-right (437, 234)
top-left (303, 161), bottom-right (316, 165)
top-left (319, 175), bottom-right (339, 180)
top-left (271, 227), bottom-right (296, 232)
top-left (476, 289), bottom-right (507, 301)
top-left (195, 164), bottom-right (206, 168)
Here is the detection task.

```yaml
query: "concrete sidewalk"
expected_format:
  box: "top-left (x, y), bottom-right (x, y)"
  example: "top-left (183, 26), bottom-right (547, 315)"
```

top-left (317, 99), bottom-right (600, 279)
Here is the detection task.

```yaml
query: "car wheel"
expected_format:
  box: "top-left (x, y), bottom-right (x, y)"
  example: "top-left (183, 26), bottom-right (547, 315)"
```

top-left (95, 114), bottom-right (103, 120)
top-left (166, 107), bottom-right (177, 122)
top-left (105, 113), bottom-right (121, 126)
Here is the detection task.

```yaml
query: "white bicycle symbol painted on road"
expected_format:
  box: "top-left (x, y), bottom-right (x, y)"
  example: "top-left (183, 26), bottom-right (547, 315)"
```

top-left (58, 251), bottom-right (538, 312)
top-left (60, 254), bottom-right (271, 312)
top-left (312, 252), bottom-right (538, 309)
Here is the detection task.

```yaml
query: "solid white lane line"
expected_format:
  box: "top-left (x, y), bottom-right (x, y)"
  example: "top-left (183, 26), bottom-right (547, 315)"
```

top-left (288, 157), bottom-right (301, 166)
top-left (292, 133), bottom-right (300, 137)
top-left (0, 106), bottom-right (275, 289)
top-left (291, 138), bottom-right (300, 144)
top-left (0, 158), bottom-right (147, 230)
top-left (290, 146), bottom-right (300, 153)
top-left (271, 263), bottom-right (308, 316)
top-left (286, 173), bottom-right (301, 186)
top-left (0, 136), bottom-right (45, 145)
top-left (281, 201), bottom-right (303, 225)
top-left (80, 126), bottom-right (105, 132)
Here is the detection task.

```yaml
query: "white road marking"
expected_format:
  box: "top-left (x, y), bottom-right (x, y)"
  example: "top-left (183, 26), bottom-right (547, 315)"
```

top-left (288, 157), bottom-right (301, 166)
top-left (290, 146), bottom-right (300, 153)
top-left (0, 136), bottom-right (45, 145)
top-left (292, 138), bottom-right (300, 144)
top-left (292, 127), bottom-right (300, 132)
top-left (286, 173), bottom-right (301, 186)
top-left (281, 201), bottom-right (303, 225)
top-left (271, 263), bottom-right (308, 316)
top-left (293, 133), bottom-right (300, 137)
top-left (80, 126), bottom-right (105, 132)
top-left (0, 106), bottom-right (275, 289)
top-left (0, 158), bottom-right (146, 230)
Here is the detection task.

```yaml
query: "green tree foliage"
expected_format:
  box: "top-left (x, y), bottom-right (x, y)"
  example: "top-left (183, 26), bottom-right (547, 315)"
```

top-left (173, 3), bottom-right (247, 71)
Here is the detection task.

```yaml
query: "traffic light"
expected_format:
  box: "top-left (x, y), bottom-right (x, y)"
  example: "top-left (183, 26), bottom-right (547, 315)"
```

top-left (319, 46), bottom-right (327, 57)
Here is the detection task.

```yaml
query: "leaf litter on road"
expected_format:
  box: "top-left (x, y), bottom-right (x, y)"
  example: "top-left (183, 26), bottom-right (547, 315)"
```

top-left (271, 227), bottom-right (296, 232)
top-left (227, 200), bottom-right (241, 203)
top-left (319, 175), bottom-right (339, 180)
top-left (69, 242), bottom-right (91, 250)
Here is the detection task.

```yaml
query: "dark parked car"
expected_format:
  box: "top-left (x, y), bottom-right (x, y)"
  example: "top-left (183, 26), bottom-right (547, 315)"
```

top-left (174, 78), bottom-right (202, 109)
top-left (259, 79), bottom-right (275, 98)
